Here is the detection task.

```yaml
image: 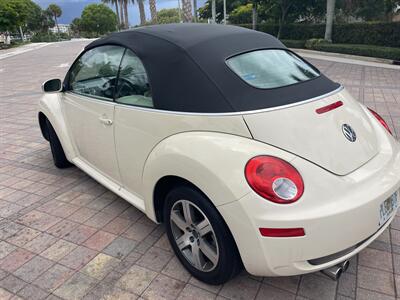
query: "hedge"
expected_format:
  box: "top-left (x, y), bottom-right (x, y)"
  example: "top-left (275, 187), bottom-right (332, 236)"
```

top-left (238, 22), bottom-right (400, 48)
top-left (306, 43), bottom-right (400, 61)
top-left (31, 32), bottom-right (71, 43)
top-left (280, 39), bottom-right (306, 48)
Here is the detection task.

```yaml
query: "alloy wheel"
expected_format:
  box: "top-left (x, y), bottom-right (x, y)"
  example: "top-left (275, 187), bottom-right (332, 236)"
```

top-left (169, 199), bottom-right (219, 272)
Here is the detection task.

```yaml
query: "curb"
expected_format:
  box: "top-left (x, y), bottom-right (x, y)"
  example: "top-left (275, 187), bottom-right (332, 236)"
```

top-left (292, 48), bottom-right (399, 70)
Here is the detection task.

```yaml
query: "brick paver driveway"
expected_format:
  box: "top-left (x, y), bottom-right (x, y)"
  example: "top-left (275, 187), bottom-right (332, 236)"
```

top-left (0, 40), bottom-right (399, 300)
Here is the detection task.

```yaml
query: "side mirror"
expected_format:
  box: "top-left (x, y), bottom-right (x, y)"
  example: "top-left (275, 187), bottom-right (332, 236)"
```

top-left (42, 79), bottom-right (63, 93)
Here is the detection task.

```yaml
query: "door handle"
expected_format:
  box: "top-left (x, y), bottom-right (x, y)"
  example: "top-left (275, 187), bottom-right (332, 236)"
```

top-left (99, 116), bottom-right (113, 126)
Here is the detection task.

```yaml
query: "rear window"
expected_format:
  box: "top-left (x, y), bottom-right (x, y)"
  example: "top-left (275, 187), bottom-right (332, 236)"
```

top-left (226, 49), bottom-right (320, 89)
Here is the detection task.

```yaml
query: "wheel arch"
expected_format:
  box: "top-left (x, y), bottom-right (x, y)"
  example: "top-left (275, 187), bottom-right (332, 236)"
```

top-left (38, 93), bottom-right (76, 161)
top-left (152, 174), bottom-right (245, 275)
top-left (38, 112), bottom-right (49, 141)
top-left (153, 175), bottom-right (207, 223)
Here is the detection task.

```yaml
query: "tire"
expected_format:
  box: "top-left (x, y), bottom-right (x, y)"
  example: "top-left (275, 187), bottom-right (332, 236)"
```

top-left (46, 119), bottom-right (72, 169)
top-left (164, 185), bottom-right (242, 285)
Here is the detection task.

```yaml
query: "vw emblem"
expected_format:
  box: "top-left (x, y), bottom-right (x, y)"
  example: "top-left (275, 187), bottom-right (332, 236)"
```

top-left (342, 124), bottom-right (357, 142)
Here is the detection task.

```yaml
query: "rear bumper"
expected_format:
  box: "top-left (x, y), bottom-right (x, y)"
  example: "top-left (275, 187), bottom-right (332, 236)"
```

top-left (218, 134), bottom-right (400, 276)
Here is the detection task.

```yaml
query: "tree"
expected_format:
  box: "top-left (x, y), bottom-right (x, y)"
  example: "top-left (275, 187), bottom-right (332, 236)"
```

top-left (199, 0), bottom-right (248, 23)
top-left (119, 0), bottom-right (125, 28)
top-left (102, 0), bottom-right (121, 28)
top-left (156, 8), bottom-right (180, 23)
top-left (260, 0), bottom-right (312, 39)
top-left (384, 0), bottom-right (400, 21)
top-left (211, 0), bottom-right (216, 22)
top-left (229, 3), bottom-right (253, 23)
top-left (0, 0), bottom-right (39, 39)
top-left (123, 0), bottom-right (129, 28)
top-left (138, 0), bottom-right (146, 25)
top-left (38, 9), bottom-right (55, 32)
top-left (149, 0), bottom-right (158, 23)
top-left (118, 0), bottom-right (140, 28)
top-left (252, 0), bottom-right (257, 29)
top-left (80, 3), bottom-right (117, 35)
top-left (349, 0), bottom-right (398, 21)
top-left (25, 1), bottom-right (41, 31)
top-left (193, 0), bottom-right (198, 21)
top-left (0, 0), bottom-right (19, 32)
top-left (70, 17), bottom-right (81, 35)
top-left (276, 0), bottom-right (295, 38)
top-left (47, 4), bottom-right (62, 33)
top-left (198, 0), bottom-right (331, 29)
top-left (182, 0), bottom-right (193, 22)
top-left (324, 0), bottom-right (335, 41)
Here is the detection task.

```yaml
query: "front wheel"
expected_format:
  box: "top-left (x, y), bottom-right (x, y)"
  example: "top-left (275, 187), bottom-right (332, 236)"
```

top-left (46, 119), bottom-right (72, 169)
top-left (164, 185), bottom-right (242, 285)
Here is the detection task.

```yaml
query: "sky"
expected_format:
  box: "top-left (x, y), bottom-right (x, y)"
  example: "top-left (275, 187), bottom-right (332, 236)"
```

top-left (34, 0), bottom-right (206, 26)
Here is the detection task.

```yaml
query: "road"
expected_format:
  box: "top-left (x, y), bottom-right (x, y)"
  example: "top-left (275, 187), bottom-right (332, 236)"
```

top-left (0, 40), bottom-right (399, 299)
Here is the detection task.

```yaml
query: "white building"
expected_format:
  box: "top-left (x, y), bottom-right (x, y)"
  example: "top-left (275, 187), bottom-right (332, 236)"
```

top-left (49, 24), bottom-right (70, 34)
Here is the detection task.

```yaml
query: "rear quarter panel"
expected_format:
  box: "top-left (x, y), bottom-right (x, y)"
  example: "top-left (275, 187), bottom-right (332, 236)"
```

top-left (142, 131), bottom-right (297, 221)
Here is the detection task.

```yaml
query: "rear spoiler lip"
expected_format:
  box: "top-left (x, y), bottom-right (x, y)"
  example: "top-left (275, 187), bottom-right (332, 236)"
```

top-left (239, 85), bottom-right (344, 117)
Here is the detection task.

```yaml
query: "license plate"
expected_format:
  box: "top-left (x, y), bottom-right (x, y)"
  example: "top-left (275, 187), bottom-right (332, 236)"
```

top-left (379, 192), bottom-right (398, 227)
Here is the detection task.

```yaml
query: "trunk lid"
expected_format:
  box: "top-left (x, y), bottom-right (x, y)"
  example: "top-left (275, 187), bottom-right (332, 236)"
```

top-left (243, 88), bottom-right (379, 175)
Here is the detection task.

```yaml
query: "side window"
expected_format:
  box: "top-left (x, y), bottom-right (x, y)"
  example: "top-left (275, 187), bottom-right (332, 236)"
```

top-left (115, 50), bottom-right (153, 108)
top-left (68, 46), bottom-right (125, 101)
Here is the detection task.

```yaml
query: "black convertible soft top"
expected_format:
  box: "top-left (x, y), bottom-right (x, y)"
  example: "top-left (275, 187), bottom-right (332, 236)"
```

top-left (85, 23), bottom-right (340, 113)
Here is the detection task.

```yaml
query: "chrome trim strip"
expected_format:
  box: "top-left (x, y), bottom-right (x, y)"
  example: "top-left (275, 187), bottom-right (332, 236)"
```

top-left (65, 85), bottom-right (343, 116)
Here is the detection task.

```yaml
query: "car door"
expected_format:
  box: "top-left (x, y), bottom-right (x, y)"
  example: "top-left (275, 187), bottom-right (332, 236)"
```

top-left (63, 45), bottom-right (125, 183)
top-left (114, 49), bottom-right (154, 197)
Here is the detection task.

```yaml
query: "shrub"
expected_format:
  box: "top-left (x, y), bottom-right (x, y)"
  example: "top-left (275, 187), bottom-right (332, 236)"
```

top-left (308, 43), bottom-right (400, 60)
top-left (281, 39), bottom-right (306, 48)
top-left (31, 32), bottom-right (70, 43)
top-left (80, 31), bottom-right (102, 38)
top-left (237, 22), bottom-right (400, 47)
top-left (304, 38), bottom-right (328, 49)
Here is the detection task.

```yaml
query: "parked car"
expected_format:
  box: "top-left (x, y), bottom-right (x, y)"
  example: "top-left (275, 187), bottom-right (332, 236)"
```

top-left (38, 24), bottom-right (400, 284)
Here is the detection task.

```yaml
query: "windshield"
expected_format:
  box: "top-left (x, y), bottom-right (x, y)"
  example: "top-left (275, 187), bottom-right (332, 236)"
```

top-left (226, 49), bottom-right (320, 89)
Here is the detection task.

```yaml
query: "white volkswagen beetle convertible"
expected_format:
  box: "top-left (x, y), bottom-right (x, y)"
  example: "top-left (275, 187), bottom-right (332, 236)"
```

top-left (39, 24), bottom-right (400, 284)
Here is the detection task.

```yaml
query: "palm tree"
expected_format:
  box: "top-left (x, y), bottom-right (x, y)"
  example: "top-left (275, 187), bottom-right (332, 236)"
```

top-left (123, 0), bottom-right (130, 28)
top-left (138, 0), bottom-right (147, 25)
top-left (102, 0), bottom-right (121, 29)
top-left (252, 0), bottom-right (257, 29)
top-left (149, 0), bottom-right (158, 23)
top-left (193, 0), bottom-right (197, 22)
top-left (119, 0), bottom-right (125, 28)
top-left (122, 0), bottom-right (144, 29)
top-left (47, 4), bottom-right (62, 33)
top-left (324, 0), bottom-right (336, 41)
top-left (211, 0), bottom-right (216, 23)
top-left (182, 0), bottom-right (193, 22)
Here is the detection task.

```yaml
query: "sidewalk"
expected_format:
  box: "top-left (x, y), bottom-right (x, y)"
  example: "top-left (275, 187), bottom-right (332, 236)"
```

top-left (0, 43), bottom-right (51, 60)
top-left (294, 48), bottom-right (399, 70)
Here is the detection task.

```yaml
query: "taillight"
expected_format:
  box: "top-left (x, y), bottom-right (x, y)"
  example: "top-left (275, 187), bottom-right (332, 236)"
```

top-left (368, 108), bottom-right (392, 135)
top-left (259, 227), bottom-right (305, 237)
top-left (316, 101), bottom-right (343, 114)
top-left (245, 156), bottom-right (304, 204)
